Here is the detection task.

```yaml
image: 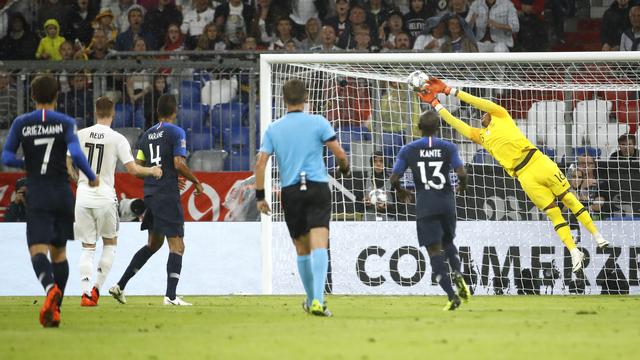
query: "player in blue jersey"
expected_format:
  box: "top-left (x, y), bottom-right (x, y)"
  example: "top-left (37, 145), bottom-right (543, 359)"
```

top-left (1, 75), bottom-right (98, 327)
top-left (255, 79), bottom-right (349, 317)
top-left (109, 94), bottom-right (203, 306)
top-left (390, 111), bottom-right (471, 311)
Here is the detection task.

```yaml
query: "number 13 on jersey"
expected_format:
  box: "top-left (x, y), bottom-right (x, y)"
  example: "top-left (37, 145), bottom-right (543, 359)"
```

top-left (417, 161), bottom-right (445, 190)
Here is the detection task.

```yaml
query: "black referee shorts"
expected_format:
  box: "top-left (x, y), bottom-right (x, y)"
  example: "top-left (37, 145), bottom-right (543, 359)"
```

top-left (281, 181), bottom-right (331, 239)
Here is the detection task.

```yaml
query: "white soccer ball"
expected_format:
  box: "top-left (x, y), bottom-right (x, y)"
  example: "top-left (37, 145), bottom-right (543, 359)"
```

top-left (407, 70), bottom-right (429, 89)
top-left (369, 189), bottom-right (388, 205)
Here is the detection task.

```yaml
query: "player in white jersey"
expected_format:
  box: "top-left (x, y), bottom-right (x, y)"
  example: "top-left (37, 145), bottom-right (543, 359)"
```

top-left (69, 97), bottom-right (162, 306)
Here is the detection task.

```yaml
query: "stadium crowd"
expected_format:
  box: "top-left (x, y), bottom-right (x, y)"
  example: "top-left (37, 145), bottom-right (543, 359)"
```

top-left (0, 1), bottom-right (639, 221)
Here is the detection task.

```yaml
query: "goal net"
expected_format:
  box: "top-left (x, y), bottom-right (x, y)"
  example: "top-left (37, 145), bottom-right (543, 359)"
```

top-left (259, 52), bottom-right (640, 296)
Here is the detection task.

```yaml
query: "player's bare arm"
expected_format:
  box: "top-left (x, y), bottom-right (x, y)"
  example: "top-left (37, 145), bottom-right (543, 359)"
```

top-left (65, 156), bottom-right (79, 183)
top-left (173, 156), bottom-right (203, 195)
top-left (326, 139), bottom-right (350, 175)
top-left (254, 151), bottom-right (271, 215)
top-left (125, 161), bottom-right (162, 179)
top-left (389, 173), bottom-right (412, 203)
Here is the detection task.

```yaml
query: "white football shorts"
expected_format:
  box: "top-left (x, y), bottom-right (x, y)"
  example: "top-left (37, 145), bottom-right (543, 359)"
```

top-left (74, 202), bottom-right (119, 244)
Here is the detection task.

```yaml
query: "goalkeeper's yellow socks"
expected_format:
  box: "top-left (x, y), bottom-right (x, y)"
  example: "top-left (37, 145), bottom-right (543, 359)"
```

top-left (296, 255), bottom-right (313, 307)
top-left (545, 206), bottom-right (577, 250)
top-left (561, 192), bottom-right (599, 235)
top-left (310, 248), bottom-right (329, 305)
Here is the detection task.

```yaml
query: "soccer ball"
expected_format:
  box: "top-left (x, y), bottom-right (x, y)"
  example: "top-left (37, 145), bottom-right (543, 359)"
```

top-left (369, 189), bottom-right (388, 205)
top-left (407, 70), bottom-right (429, 89)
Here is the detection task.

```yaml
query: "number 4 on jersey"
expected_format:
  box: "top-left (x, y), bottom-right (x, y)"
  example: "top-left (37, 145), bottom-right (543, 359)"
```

top-left (149, 144), bottom-right (161, 166)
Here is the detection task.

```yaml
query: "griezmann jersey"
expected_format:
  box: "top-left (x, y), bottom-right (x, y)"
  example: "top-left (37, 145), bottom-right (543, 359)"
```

top-left (136, 122), bottom-right (187, 197)
top-left (392, 136), bottom-right (463, 219)
top-left (438, 90), bottom-right (537, 177)
top-left (259, 111), bottom-right (336, 187)
top-left (76, 124), bottom-right (135, 208)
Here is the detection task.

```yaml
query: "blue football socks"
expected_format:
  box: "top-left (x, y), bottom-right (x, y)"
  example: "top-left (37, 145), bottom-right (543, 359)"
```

top-left (310, 248), bottom-right (329, 305)
top-left (431, 253), bottom-right (456, 300)
top-left (296, 255), bottom-right (313, 306)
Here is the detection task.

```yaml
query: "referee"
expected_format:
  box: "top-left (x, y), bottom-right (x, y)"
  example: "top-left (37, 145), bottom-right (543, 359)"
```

top-left (254, 79), bottom-right (349, 317)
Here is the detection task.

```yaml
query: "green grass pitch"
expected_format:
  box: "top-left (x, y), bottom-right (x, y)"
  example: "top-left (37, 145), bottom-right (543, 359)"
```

top-left (0, 295), bottom-right (638, 359)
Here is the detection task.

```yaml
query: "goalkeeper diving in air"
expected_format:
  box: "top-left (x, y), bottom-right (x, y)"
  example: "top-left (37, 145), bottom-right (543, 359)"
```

top-left (413, 74), bottom-right (610, 273)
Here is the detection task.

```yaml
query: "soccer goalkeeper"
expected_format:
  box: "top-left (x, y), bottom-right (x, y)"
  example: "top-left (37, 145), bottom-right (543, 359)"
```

top-left (417, 77), bottom-right (609, 272)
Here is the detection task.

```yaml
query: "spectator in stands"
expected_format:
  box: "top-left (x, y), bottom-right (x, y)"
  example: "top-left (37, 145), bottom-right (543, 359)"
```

top-left (620, 5), bottom-right (640, 51)
top-left (0, 13), bottom-right (39, 60)
top-left (65, 0), bottom-right (99, 45)
top-left (413, 16), bottom-right (448, 51)
top-left (125, 37), bottom-right (152, 106)
top-left (326, 78), bottom-right (372, 128)
top-left (338, 4), bottom-right (376, 49)
top-left (253, 0), bottom-right (291, 46)
top-left (378, 80), bottom-right (421, 136)
top-left (610, 134), bottom-right (640, 162)
top-left (92, 8), bottom-right (118, 44)
top-left (59, 40), bottom-right (83, 60)
top-left (181, 0), bottom-right (216, 49)
top-left (301, 17), bottom-right (322, 50)
top-left (310, 25), bottom-right (341, 51)
top-left (0, 71), bottom-right (17, 129)
top-left (57, 72), bottom-right (94, 126)
top-left (441, 14), bottom-right (478, 52)
top-left (159, 23), bottom-right (185, 64)
top-left (404, 0), bottom-right (435, 40)
top-left (37, 0), bottom-right (70, 35)
top-left (367, 0), bottom-right (392, 37)
top-left (115, 5), bottom-right (157, 51)
top-left (354, 25), bottom-right (380, 52)
top-left (5, 178), bottom-right (27, 223)
top-left (393, 31), bottom-right (413, 49)
top-left (363, 151), bottom-right (397, 220)
top-left (143, 75), bottom-right (168, 129)
top-left (196, 22), bottom-right (227, 50)
top-left (601, 0), bottom-right (631, 51)
top-left (450, 0), bottom-right (470, 18)
top-left (84, 28), bottom-right (115, 59)
top-left (380, 10), bottom-right (405, 50)
top-left (513, 0), bottom-right (548, 52)
top-left (214, 0), bottom-right (256, 49)
top-left (107, 0), bottom-right (136, 32)
top-left (242, 36), bottom-right (258, 50)
top-left (289, 0), bottom-right (327, 39)
top-left (467, 0), bottom-right (519, 52)
top-left (324, 0), bottom-right (350, 40)
top-left (569, 156), bottom-right (610, 220)
top-left (269, 17), bottom-right (302, 50)
top-left (36, 19), bottom-right (66, 60)
top-left (144, 0), bottom-right (183, 48)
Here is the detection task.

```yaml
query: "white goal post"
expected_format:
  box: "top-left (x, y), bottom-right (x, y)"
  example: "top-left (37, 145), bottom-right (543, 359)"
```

top-left (259, 52), bottom-right (640, 296)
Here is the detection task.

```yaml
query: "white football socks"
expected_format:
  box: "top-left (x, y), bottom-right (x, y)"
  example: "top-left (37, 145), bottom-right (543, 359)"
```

top-left (95, 245), bottom-right (116, 291)
top-left (79, 246), bottom-right (95, 295)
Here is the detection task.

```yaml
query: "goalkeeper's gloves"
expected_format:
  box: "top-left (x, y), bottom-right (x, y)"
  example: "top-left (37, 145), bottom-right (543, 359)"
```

top-left (417, 88), bottom-right (441, 108)
top-left (428, 77), bottom-right (458, 96)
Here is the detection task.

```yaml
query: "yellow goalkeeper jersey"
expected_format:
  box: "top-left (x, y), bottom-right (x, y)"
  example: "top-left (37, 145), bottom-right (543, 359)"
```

top-left (437, 90), bottom-right (537, 177)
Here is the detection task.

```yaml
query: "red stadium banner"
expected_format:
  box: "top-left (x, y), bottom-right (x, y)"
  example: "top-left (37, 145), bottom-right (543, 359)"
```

top-left (0, 172), bottom-right (252, 222)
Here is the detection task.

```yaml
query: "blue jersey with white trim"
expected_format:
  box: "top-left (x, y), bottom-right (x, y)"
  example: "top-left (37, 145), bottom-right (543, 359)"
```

top-left (136, 122), bottom-right (187, 197)
top-left (392, 136), bottom-right (463, 218)
top-left (5, 109), bottom-right (77, 182)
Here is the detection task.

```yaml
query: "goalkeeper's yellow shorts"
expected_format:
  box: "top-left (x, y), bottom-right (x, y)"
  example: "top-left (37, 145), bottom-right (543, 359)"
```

top-left (517, 152), bottom-right (571, 209)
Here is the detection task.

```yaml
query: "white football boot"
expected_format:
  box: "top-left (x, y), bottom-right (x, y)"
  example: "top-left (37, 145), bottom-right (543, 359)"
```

top-left (163, 296), bottom-right (192, 306)
top-left (570, 249), bottom-right (585, 273)
top-left (109, 285), bottom-right (126, 304)
top-left (594, 233), bottom-right (610, 249)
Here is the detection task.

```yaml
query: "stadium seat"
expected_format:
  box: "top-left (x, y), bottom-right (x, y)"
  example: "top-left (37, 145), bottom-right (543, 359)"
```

top-left (573, 100), bottom-right (613, 139)
top-left (381, 132), bottom-right (404, 160)
top-left (571, 146), bottom-right (601, 159)
top-left (224, 149), bottom-right (251, 171)
top-left (222, 127), bottom-right (250, 155)
top-left (210, 102), bottom-right (246, 131)
top-left (472, 149), bottom-right (498, 165)
top-left (616, 100), bottom-right (639, 133)
top-left (594, 122), bottom-right (629, 156)
top-left (188, 149), bottom-right (226, 171)
top-left (527, 101), bottom-right (566, 161)
top-left (113, 103), bottom-right (133, 128)
top-left (178, 104), bottom-right (209, 132)
top-left (179, 80), bottom-right (202, 107)
top-left (133, 108), bottom-right (145, 128)
top-left (188, 131), bottom-right (214, 152)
